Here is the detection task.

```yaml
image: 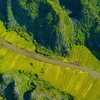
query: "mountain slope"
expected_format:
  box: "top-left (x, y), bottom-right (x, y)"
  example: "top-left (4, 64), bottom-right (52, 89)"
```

top-left (0, 0), bottom-right (74, 56)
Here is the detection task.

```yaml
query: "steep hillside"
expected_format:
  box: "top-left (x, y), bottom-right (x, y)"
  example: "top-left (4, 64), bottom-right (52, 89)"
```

top-left (59, 0), bottom-right (100, 49)
top-left (0, 0), bottom-right (74, 56)
top-left (0, 0), bottom-right (100, 100)
top-left (0, 0), bottom-right (99, 59)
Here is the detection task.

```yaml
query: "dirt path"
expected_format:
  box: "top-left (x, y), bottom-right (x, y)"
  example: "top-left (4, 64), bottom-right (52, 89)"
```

top-left (0, 38), bottom-right (100, 78)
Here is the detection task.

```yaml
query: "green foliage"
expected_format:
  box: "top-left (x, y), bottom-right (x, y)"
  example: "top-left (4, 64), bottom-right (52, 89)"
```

top-left (0, 0), bottom-right (100, 58)
top-left (58, 0), bottom-right (100, 59)
top-left (0, 0), bottom-right (74, 57)
top-left (0, 1), bottom-right (100, 100)
top-left (0, 71), bottom-right (74, 100)
top-left (78, 0), bottom-right (100, 47)
top-left (8, 24), bottom-right (34, 42)
top-left (75, 28), bottom-right (85, 45)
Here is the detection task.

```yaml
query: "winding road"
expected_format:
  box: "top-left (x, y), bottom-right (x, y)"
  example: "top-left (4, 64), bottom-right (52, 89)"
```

top-left (0, 38), bottom-right (100, 78)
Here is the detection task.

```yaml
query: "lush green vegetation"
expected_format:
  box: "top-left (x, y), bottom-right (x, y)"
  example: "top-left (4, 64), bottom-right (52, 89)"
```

top-left (0, 0), bottom-right (100, 58)
top-left (0, 71), bottom-right (73, 100)
top-left (0, 0), bottom-right (100, 99)
top-left (59, 0), bottom-right (100, 59)
top-left (79, 0), bottom-right (100, 48)
top-left (0, 0), bottom-right (75, 56)
top-left (0, 0), bottom-right (99, 59)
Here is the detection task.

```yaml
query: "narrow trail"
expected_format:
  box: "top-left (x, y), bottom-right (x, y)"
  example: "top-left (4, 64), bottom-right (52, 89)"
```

top-left (0, 38), bottom-right (100, 78)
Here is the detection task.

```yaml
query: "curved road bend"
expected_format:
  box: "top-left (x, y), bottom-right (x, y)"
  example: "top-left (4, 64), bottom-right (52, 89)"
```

top-left (0, 38), bottom-right (100, 78)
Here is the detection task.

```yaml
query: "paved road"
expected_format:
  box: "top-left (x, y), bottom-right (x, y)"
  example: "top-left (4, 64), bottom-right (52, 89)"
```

top-left (0, 38), bottom-right (100, 78)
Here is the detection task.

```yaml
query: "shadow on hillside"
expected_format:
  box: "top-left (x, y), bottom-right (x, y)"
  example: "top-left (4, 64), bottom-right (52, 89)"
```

top-left (59, 0), bottom-right (100, 60)
top-left (88, 47), bottom-right (100, 60)
top-left (86, 31), bottom-right (100, 60)
top-left (0, 0), bottom-right (7, 22)
top-left (10, 0), bottom-right (100, 60)
top-left (0, 74), bottom-right (4, 97)
top-left (11, 0), bottom-right (59, 50)
top-left (4, 81), bottom-right (17, 100)
top-left (23, 90), bottom-right (33, 100)
top-left (23, 82), bottom-right (36, 100)
top-left (59, 0), bottom-right (82, 19)
top-left (0, 74), bottom-right (3, 83)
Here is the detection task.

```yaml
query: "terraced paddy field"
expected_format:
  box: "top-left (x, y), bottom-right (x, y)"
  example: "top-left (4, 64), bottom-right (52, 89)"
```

top-left (0, 21), bottom-right (35, 52)
top-left (0, 20), bottom-right (100, 99)
top-left (0, 45), bottom-right (100, 100)
top-left (66, 45), bottom-right (100, 72)
top-left (0, 20), bottom-right (100, 73)
top-left (0, 0), bottom-right (100, 99)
